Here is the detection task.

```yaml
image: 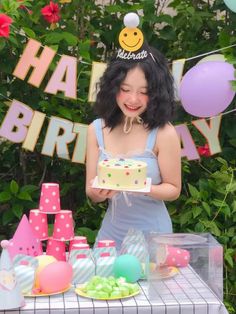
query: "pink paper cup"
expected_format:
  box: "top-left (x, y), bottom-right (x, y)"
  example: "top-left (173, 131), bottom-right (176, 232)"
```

top-left (52, 210), bottom-right (74, 241)
top-left (46, 237), bottom-right (66, 261)
top-left (157, 244), bottom-right (190, 268)
top-left (69, 236), bottom-right (87, 251)
top-left (97, 240), bottom-right (116, 248)
top-left (29, 209), bottom-right (48, 240)
top-left (39, 183), bottom-right (61, 214)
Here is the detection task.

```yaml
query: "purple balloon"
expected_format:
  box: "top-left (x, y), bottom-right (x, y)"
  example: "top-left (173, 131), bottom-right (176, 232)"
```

top-left (179, 61), bottom-right (235, 117)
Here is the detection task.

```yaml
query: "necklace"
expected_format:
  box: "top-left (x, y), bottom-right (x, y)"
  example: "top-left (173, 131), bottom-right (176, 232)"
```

top-left (123, 116), bottom-right (144, 134)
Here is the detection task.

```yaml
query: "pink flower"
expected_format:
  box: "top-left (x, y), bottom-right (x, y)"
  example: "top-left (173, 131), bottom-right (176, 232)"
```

top-left (197, 144), bottom-right (211, 157)
top-left (41, 1), bottom-right (60, 24)
top-left (0, 14), bottom-right (12, 38)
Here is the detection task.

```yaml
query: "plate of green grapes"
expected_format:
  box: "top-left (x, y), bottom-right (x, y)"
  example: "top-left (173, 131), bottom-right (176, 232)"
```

top-left (75, 276), bottom-right (140, 300)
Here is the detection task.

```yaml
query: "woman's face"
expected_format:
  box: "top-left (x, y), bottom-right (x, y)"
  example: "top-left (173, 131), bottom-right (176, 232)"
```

top-left (116, 66), bottom-right (149, 118)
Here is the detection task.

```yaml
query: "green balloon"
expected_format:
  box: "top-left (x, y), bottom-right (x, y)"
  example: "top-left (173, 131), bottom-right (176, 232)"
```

top-left (113, 254), bottom-right (142, 283)
top-left (224, 0), bottom-right (236, 13)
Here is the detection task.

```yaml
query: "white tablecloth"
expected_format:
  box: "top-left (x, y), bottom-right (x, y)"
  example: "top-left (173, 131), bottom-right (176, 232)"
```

top-left (0, 266), bottom-right (228, 314)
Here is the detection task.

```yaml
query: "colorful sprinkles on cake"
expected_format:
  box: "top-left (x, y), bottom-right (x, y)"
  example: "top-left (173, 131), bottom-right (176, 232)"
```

top-left (98, 158), bottom-right (147, 190)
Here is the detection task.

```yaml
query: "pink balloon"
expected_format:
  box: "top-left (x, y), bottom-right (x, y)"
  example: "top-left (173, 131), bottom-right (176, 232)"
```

top-left (38, 261), bottom-right (72, 293)
top-left (179, 61), bottom-right (235, 117)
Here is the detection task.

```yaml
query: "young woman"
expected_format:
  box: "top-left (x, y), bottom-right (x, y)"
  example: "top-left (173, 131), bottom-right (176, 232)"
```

top-left (86, 46), bottom-right (181, 249)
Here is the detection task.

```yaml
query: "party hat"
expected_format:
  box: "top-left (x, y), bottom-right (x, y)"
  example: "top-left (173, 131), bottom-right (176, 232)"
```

top-left (116, 12), bottom-right (155, 62)
top-left (0, 240), bottom-right (25, 310)
top-left (8, 214), bottom-right (43, 260)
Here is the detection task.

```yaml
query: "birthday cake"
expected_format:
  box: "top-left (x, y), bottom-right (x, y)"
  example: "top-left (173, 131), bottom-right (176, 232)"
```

top-left (97, 158), bottom-right (147, 190)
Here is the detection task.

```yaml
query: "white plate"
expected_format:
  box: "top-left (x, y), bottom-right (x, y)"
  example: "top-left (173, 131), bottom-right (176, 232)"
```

top-left (75, 285), bottom-right (140, 300)
top-left (92, 176), bottom-right (152, 193)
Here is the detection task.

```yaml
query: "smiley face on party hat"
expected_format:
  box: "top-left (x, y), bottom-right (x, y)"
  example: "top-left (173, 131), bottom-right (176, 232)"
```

top-left (116, 12), bottom-right (155, 62)
top-left (119, 13), bottom-right (144, 52)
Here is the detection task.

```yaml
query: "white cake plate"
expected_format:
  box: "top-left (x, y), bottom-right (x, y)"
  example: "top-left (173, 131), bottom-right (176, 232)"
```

top-left (92, 176), bottom-right (152, 193)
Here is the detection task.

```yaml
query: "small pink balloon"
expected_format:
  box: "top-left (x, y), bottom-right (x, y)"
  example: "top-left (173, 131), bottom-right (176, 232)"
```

top-left (180, 61), bottom-right (235, 117)
top-left (38, 261), bottom-right (73, 294)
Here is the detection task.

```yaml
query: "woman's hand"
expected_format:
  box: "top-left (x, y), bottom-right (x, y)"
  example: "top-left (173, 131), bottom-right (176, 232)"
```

top-left (87, 178), bottom-right (118, 203)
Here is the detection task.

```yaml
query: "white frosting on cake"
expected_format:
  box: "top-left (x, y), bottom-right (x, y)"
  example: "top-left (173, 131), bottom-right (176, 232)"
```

top-left (98, 158), bottom-right (147, 190)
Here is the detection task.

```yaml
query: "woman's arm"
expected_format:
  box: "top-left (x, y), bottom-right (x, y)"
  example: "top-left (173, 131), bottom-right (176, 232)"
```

top-left (86, 123), bottom-right (117, 203)
top-left (148, 123), bottom-right (181, 201)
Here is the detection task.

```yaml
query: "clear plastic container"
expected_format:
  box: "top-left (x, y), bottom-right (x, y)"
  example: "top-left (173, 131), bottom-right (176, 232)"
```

top-left (147, 233), bottom-right (223, 300)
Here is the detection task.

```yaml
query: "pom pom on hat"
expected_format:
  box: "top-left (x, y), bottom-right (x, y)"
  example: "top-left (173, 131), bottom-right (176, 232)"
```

top-left (124, 12), bottom-right (140, 28)
top-left (1, 240), bottom-right (9, 249)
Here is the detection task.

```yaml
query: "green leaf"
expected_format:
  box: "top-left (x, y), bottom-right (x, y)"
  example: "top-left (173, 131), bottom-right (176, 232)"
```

top-left (2, 210), bottom-right (15, 225)
top-left (232, 200), bottom-right (236, 213)
top-left (220, 205), bottom-right (231, 218)
top-left (202, 202), bottom-right (211, 216)
top-left (44, 33), bottom-right (64, 45)
top-left (17, 191), bottom-right (32, 201)
top-left (186, 7), bottom-right (195, 15)
top-left (231, 236), bottom-right (236, 247)
top-left (105, 5), bottom-right (123, 13)
top-left (215, 157), bottom-right (228, 167)
top-left (188, 183), bottom-right (200, 199)
top-left (10, 180), bottom-right (19, 195)
top-left (195, 222), bottom-right (205, 232)
top-left (228, 138), bottom-right (236, 147)
top-left (226, 182), bottom-right (236, 193)
top-left (202, 220), bottom-right (221, 236)
top-left (159, 26), bottom-right (176, 41)
top-left (227, 227), bottom-right (235, 237)
top-left (224, 248), bottom-right (234, 268)
top-left (212, 199), bottom-right (224, 207)
top-left (22, 27), bottom-right (36, 38)
top-left (0, 39), bottom-right (6, 51)
top-left (62, 32), bottom-right (78, 46)
top-left (76, 227), bottom-right (97, 244)
top-left (79, 40), bottom-right (91, 60)
top-left (57, 106), bottom-right (73, 120)
top-left (20, 185), bottom-right (38, 194)
top-left (0, 191), bottom-right (11, 202)
top-left (192, 206), bottom-right (202, 218)
top-left (154, 14), bottom-right (174, 26)
top-left (180, 211), bottom-right (192, 226)
top-left (218, 236), bottom-right (229, 245)
top-left (12, 204), bottom-right (23, 219)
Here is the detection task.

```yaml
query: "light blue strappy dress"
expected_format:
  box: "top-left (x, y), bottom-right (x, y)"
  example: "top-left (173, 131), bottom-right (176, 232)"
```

top-left (93, 118), bottom-right (172, 249)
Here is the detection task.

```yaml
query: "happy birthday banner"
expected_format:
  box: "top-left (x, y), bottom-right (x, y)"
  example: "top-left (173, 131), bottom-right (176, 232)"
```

top-left (0, 38), bottom-right (235, 164)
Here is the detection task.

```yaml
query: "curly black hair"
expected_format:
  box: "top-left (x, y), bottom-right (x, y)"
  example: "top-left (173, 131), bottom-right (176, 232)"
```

top-left (93, 46), bottom-right (176, 130)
